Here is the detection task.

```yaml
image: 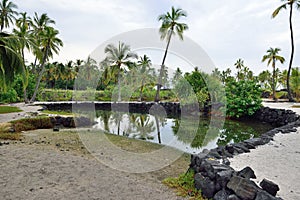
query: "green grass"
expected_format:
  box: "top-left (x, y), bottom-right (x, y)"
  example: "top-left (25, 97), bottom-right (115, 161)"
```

top-left (0, 106), bottom-right (22, 114)
top-left (163, 170), bottom-right (205, 200)
top-left (42, 110), bottom-right (74, 116)
top-left (292, 105), bottom-right (300, 108)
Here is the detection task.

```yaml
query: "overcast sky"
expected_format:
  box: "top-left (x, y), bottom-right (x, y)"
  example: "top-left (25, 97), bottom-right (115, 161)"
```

top-left (14, 0), bottom-right (300, 75)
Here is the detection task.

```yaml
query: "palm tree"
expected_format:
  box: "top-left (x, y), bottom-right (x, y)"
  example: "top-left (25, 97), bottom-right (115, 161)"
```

top-left (30, 26), bottom-right (63, 102)
top-left (262, 47), bottom-right (285, 101)
top-left (234, 58), bottom-right (244, 81)
top-left (31, 12), bottom-right (55, 68)
top-left (258, 70), bottom-right (272, 91)
top-left (136, 55), bottom-right (153, 101)
top-left (155, 6), bottom-right (188, 102)
top-left (272, 0), bottom-right (300, 101)
top-left (0, 32), bottom-right (24, 90)
top-left (13, 12), bottom-right (34, 102)
top-left (0, 0), bottom-right (18, 32)
top-left (101, 41), bottom-right (138, 101)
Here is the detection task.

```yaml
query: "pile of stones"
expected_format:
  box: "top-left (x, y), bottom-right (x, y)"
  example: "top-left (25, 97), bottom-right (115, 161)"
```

top-left (191, 154), bottom-right (281, 200)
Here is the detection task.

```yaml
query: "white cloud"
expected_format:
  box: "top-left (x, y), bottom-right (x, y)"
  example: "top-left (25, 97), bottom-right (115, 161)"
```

top-left (13, 0), bottom-right (300, 74)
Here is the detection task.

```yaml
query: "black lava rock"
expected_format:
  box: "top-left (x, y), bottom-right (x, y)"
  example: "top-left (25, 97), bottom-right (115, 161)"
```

top-left (259, 179), bottom-right (279, 196)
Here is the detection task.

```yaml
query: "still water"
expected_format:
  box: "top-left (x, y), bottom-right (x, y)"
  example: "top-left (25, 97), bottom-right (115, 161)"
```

top-left (92, 110), bottom-right (273, 154)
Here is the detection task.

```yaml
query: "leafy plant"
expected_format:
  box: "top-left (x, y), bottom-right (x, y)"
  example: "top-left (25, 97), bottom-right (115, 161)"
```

top-left (162, 170), bottom-right (204, 200)
top-left (225, 79), bottom-right (262, 118)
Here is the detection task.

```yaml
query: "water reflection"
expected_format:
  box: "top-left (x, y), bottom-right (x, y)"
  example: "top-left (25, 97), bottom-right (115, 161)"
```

top-left (94, 110), bottom-right (272, 153)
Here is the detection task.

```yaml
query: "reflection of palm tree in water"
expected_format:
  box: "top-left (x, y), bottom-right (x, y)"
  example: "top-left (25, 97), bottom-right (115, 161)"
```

top-left (154, 115), bottom-right (167, 144)
top-left (96, 111), bottom-right (111, 132)
top-left (131, 114), bottom-right (155, 140)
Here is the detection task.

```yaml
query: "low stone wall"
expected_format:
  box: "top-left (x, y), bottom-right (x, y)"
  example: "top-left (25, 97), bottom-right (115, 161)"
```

top-left (253, 106), bottom-right (299, 127)
top-left (49, 116), bottom-right (93, 128)
top-left (190, 106), bottom-right (300, 199)
top-left (40, 102), bottom-right (205, 117)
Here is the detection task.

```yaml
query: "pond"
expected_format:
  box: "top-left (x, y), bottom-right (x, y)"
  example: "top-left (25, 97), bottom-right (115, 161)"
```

top-left (92, 110), bottom-right (273, 154)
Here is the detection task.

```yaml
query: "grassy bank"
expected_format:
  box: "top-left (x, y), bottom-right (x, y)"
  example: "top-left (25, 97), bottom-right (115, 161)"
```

top-left (0, 106), bottom-right (22, 114)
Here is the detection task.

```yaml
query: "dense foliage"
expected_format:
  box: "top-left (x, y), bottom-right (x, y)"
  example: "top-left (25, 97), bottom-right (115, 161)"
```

top-left (225, 79), bottom-right (262, 118)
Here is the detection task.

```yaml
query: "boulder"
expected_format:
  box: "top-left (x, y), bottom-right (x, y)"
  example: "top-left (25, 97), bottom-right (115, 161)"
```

top-left (216, 169), bottom-right (233, 188)
top-left (259, 179), bottom-right (279, 196)
top-left (213, 189), bottom-right (229, 200)
top-left (194, 173), bottom-right (216, 199)
top-left (237, 167), bottom-right (256, 179)
top-left (255, 190), bottom-right (281, 200)
top-left (227, 176), bottom-right (259, 200)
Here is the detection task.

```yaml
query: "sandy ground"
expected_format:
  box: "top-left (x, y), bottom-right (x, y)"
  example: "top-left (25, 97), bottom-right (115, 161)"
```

top-left (0, 144), bottom-right (185, 200)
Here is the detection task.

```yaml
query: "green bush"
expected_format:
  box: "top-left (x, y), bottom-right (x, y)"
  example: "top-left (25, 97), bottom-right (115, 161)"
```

top-left (225, 79), bottom-right (262, 118)
top-left (0, 89), bottom-right (18, 103)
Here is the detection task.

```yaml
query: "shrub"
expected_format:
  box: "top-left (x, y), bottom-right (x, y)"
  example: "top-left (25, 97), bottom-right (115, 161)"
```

top-left (225, 79), bottom-right (262, 118)
top-left (0, 89), bottom-right (18, 103)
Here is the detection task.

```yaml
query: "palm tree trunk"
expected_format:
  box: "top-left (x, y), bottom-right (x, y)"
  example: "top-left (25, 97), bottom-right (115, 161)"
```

top-left (154, 116), bottom-right (161, 144)
top-left (272, 59), bottom-right (277, 101)
top-left (155, 29), bottom-right (173, 102)
top-left (30, 46), bottom-right (49, 103)
top-left (117, 67), bottom-right (121, 102)
top-left (21, 49), bottom-right (29, 103)
top-left (287, 4), bottom-right (295, 102)
top-left (139, 79), bottom-right (144, 102)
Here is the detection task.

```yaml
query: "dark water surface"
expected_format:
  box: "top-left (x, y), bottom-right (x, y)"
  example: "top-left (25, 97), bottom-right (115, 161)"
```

top-left (92, 110), bottom-right (273, 154)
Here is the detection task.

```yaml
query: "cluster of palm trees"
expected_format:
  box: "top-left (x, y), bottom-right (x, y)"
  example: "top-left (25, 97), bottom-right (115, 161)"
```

top-left (0, 0), bottom-right (63, 103)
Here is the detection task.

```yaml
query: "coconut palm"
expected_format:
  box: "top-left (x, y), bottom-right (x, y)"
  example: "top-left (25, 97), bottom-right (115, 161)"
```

top-left (13, 12), bottom-right (35, 102)
top-left (30, 26), bottom-right (63, 102)
top-left (136, 55), bottom-right (154, 101)
top-left (31, 12), bottom-right (55, 68)
top-left (234, 58), bottom-right (244, 81)
top-left (0, 32), bottom-right (24, 90)
top-left (155, 6), bottom-right (188, 102)
top-left (262, 47), bottom-right (285, 101)
top-left (101, 41), bottom-right (138, 102)
top-left (258, 70), bottom-right (272, 91)
top-left (272, 0), bottom-right (300, 101)
top-left (0, 0), bottom-right (18, 32)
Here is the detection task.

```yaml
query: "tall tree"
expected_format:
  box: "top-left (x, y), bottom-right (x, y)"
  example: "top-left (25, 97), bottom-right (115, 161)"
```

top-left (155, 6), bottom-right (188, 102)
top-left (0, 0), bottom-right (18, 32)
top-left (31, 12), bottom-right (55, 68)
top-left (272, 0), bottom-right (300, 101)
top-left (101, 41), bottom-right (137, 101)
top-left (13, 12), bottom-right (34, 102)
top-left (262, 47), bottom-right (285, 101)
top-left (30, 26), bottom-right (63, 102)
top-left (234, 58), bottom-right (244, 81)
top-left (0, 32), bottom-right (24, 90)
top-left (136, 55), bottom-right (154, 101)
